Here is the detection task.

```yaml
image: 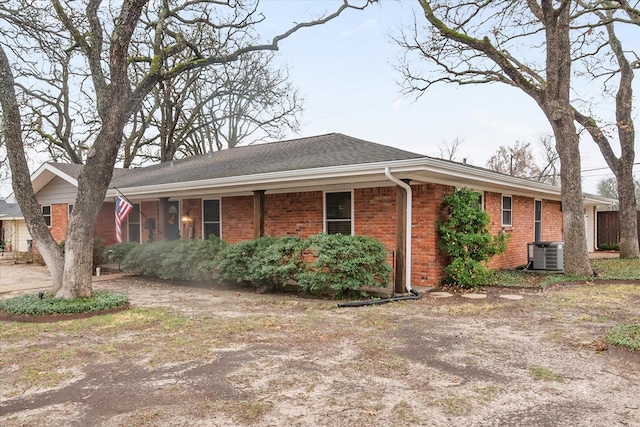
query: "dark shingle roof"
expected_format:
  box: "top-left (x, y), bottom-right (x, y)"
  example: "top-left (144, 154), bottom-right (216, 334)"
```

top-left (48, 162), bottom-right (134, 181)
top-left (111, 133), bottom-right (424, 188)
top-left (0, 200), bottom-right (23, 218)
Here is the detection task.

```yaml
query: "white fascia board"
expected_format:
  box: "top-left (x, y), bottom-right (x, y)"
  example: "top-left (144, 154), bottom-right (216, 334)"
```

top-left (105, 159), bottom-right (427, 199)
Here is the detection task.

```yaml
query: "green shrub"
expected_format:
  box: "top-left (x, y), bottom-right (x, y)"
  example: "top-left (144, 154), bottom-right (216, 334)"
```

top-left (121, 240), bottom-right (171, 277)
top-left (438, 189), bottom-right (508, 288)
top-left (606, 323), bottom-right (640, 352)
top-left (158, 237), bottom-right (226, 281)
top-left (0, 291), bottom-right (129, 316)
top-left (218, 236), bottom-right (304, 287)
top-left (598, 243), bottom-right (620, 251)
top-left (117, 234), bottom-right (391, 297)
top-left (120, 238), bottom-right (226, 282)
top-left (104, 242), bottom-right (139, 265)
top-left (296, 234), bottom-right (392, 296)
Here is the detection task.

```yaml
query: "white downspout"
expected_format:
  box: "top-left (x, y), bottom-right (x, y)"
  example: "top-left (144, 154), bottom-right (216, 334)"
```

top-left (384, 167), bottom-right (413, 293)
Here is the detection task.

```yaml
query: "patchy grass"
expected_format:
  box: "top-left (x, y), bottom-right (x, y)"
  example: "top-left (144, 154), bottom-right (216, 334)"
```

top-left (487, 257), bottom-right (640, 289)
top-left (591, 258), bottom-right (640, 280)
top-left (2, 273), bottom-right (640, 425)
top-left (222, 401), bottom-right (274, 424)
top-left (529, 366), bottom-right (564, 382)
top-left (606, 323), bottom-right (640, 352)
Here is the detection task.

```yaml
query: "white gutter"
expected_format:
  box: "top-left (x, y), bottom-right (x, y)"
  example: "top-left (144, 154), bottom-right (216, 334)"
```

top-left (384, 167), bottom-right (413, 293)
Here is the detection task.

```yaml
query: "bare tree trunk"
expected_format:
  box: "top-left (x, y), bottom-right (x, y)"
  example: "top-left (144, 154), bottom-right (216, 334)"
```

top-left (0, 45), bottom-right (65, 292)
top-left (576, 13), bottom-right (639, 259)
top-left (616, 171), bottom-right (640, 257)
top-left (552, 121), bottom-right (591, 274)
top-left (540, 0), bottom-right (591, 275)
top-left (58, 103), bottom-right (128, 298)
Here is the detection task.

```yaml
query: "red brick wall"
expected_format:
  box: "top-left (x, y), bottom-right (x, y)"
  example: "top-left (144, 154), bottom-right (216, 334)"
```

top-left (264, 191), bottom-right (324, 238)
top-left (85, 186), bottom-right (563, 287)
top-left (95, 202), bottom-right (117, 246)
top-left (140, 201), bottom-right (158, 243)
top-left (354, 186), bottom-right (396, 248)
top-left (410, 184), bottom-right (454, 287)
top-left (50, 204), bottom-right (68, 243)
top-left (542, 200), bottom-right (563, 241)
top-left (354, 187), bottom-right (397, 284)
top-left (182, 198), bottom-right (202, 240)
top-left (486, 193), bottom-right (563, 269)
top-left (222, 196), bottom-right (254, 243)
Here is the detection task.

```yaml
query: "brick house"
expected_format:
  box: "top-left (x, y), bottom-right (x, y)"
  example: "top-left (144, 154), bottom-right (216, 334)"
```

top-left (28, 133), bottom-right (611, 290)
top-left (0, 199), bottom-right (32, 252)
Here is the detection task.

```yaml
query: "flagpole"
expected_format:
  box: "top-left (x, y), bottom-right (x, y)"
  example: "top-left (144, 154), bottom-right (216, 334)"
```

top-left (113, 187), bottom-right (163, 238)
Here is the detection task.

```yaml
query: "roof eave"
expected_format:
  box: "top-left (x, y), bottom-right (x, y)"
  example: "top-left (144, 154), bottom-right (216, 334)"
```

top-left (106, 157), bottom-right (575, 201)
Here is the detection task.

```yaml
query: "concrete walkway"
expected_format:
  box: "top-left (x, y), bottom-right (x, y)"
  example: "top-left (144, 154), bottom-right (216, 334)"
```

top-left (0, 260), bottom-right (125, 297)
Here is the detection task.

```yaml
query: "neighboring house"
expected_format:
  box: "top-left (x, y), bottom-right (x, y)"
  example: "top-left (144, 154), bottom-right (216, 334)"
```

top-left (0, 199), bottom-right (32, 252)
top-left (28, 133), bottom-right (612, 290)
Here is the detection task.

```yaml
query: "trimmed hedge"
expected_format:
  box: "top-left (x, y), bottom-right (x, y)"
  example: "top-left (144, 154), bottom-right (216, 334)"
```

top-left (296, 234), bottom-right (391, 296)
top-left (119, 237), bottom-right (227, 282)
top-left (218, 236), bottom-right (305, 287)
top-left (119, 234), bottom-right (392, 296)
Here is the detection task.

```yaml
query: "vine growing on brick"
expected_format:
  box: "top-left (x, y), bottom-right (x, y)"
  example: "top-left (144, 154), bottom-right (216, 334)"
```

top-left (438, 188), bottom-right (508, 288)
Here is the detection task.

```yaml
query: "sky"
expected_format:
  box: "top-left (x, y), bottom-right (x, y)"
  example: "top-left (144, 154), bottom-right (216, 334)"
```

top-left (253, 0), bottom-right (639, 195)
top-left (1, 0), bottom-right (638, 199)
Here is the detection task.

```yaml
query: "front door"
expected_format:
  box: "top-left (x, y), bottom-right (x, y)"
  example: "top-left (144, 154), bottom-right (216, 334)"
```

top-left (165, 201), bottom-right (180, 241)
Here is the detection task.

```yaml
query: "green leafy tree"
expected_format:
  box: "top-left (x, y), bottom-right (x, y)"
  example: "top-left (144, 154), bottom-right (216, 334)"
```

top-left (438, 189), bottom-right (508, 288)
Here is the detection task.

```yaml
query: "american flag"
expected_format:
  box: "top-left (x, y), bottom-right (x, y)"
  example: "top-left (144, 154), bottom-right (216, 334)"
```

top-left (115, 194), bottom-right (133, 243)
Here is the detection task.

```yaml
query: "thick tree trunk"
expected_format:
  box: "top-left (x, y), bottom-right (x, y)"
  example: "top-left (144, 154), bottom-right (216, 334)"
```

top-left (57, 111), bottom-right (127, 298)
top-left (616, 171), bottom-right (640, 258)
top-left (0, 46), bottom-right (66, 291)
top-left (552, 122), bottom-right (592, 275)
top-left (540, 0), bottom-right (591, 276)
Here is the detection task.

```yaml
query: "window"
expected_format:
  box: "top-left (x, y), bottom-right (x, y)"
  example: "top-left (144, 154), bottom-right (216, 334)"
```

top-left (476, 191), bottom-right (484, 210)
top-left (325, 191), bottom-right (352, 235)
top-left (127, 204), bottom-right (141, 243)
top-left (203, 199), bottom-right (221, 239)
top-left (68, 204), bottom-right (74, 218)
top-left (502, 196), bottom-right (512, 227)
top-left (534, 200), bottom-right (542, 242)
top-left (42, 205), bottom-right (51, 227)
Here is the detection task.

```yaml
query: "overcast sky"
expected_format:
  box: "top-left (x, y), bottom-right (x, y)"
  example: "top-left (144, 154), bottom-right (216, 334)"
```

top-left (255, 0), bottom-right (639, 194)
top-left (2, 0), bottom-right (638, 199)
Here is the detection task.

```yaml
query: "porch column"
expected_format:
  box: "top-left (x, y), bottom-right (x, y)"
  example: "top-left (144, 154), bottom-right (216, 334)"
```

top-left (395, 181), bottom-right (409, 294)
top-left (253, 190), bottom-right (265, 238)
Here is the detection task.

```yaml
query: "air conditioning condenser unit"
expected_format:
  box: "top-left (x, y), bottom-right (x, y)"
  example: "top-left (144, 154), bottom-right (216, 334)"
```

top-left (527, 242), bottom-right (564, 272)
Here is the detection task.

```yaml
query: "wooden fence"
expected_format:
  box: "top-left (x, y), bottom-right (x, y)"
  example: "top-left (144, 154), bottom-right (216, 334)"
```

top-left (597, 211), bottom-right (640, 248)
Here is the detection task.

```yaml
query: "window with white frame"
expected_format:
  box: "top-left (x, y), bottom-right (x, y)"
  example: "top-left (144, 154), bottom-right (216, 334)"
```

top-left (203, 199), bottom-right (221, 239)
top-left (534, 200), bottom-right (542, 242)
top-left (68, 204), bottom-right (74, 218)
top-left (325, 191), bottom-right (352, 235)
top-left (502, 196), bottom-right (513, 227)
top-left (127, 204), bottom-right (141, 243)
top-left (476, 191), bottom-right (484, 210)
top-left (42, 205), bottom-right (51, 227)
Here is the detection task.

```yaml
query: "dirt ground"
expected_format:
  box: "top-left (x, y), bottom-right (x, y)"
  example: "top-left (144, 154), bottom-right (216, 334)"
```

top-left (1, 262), bottom-right (639, 426)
